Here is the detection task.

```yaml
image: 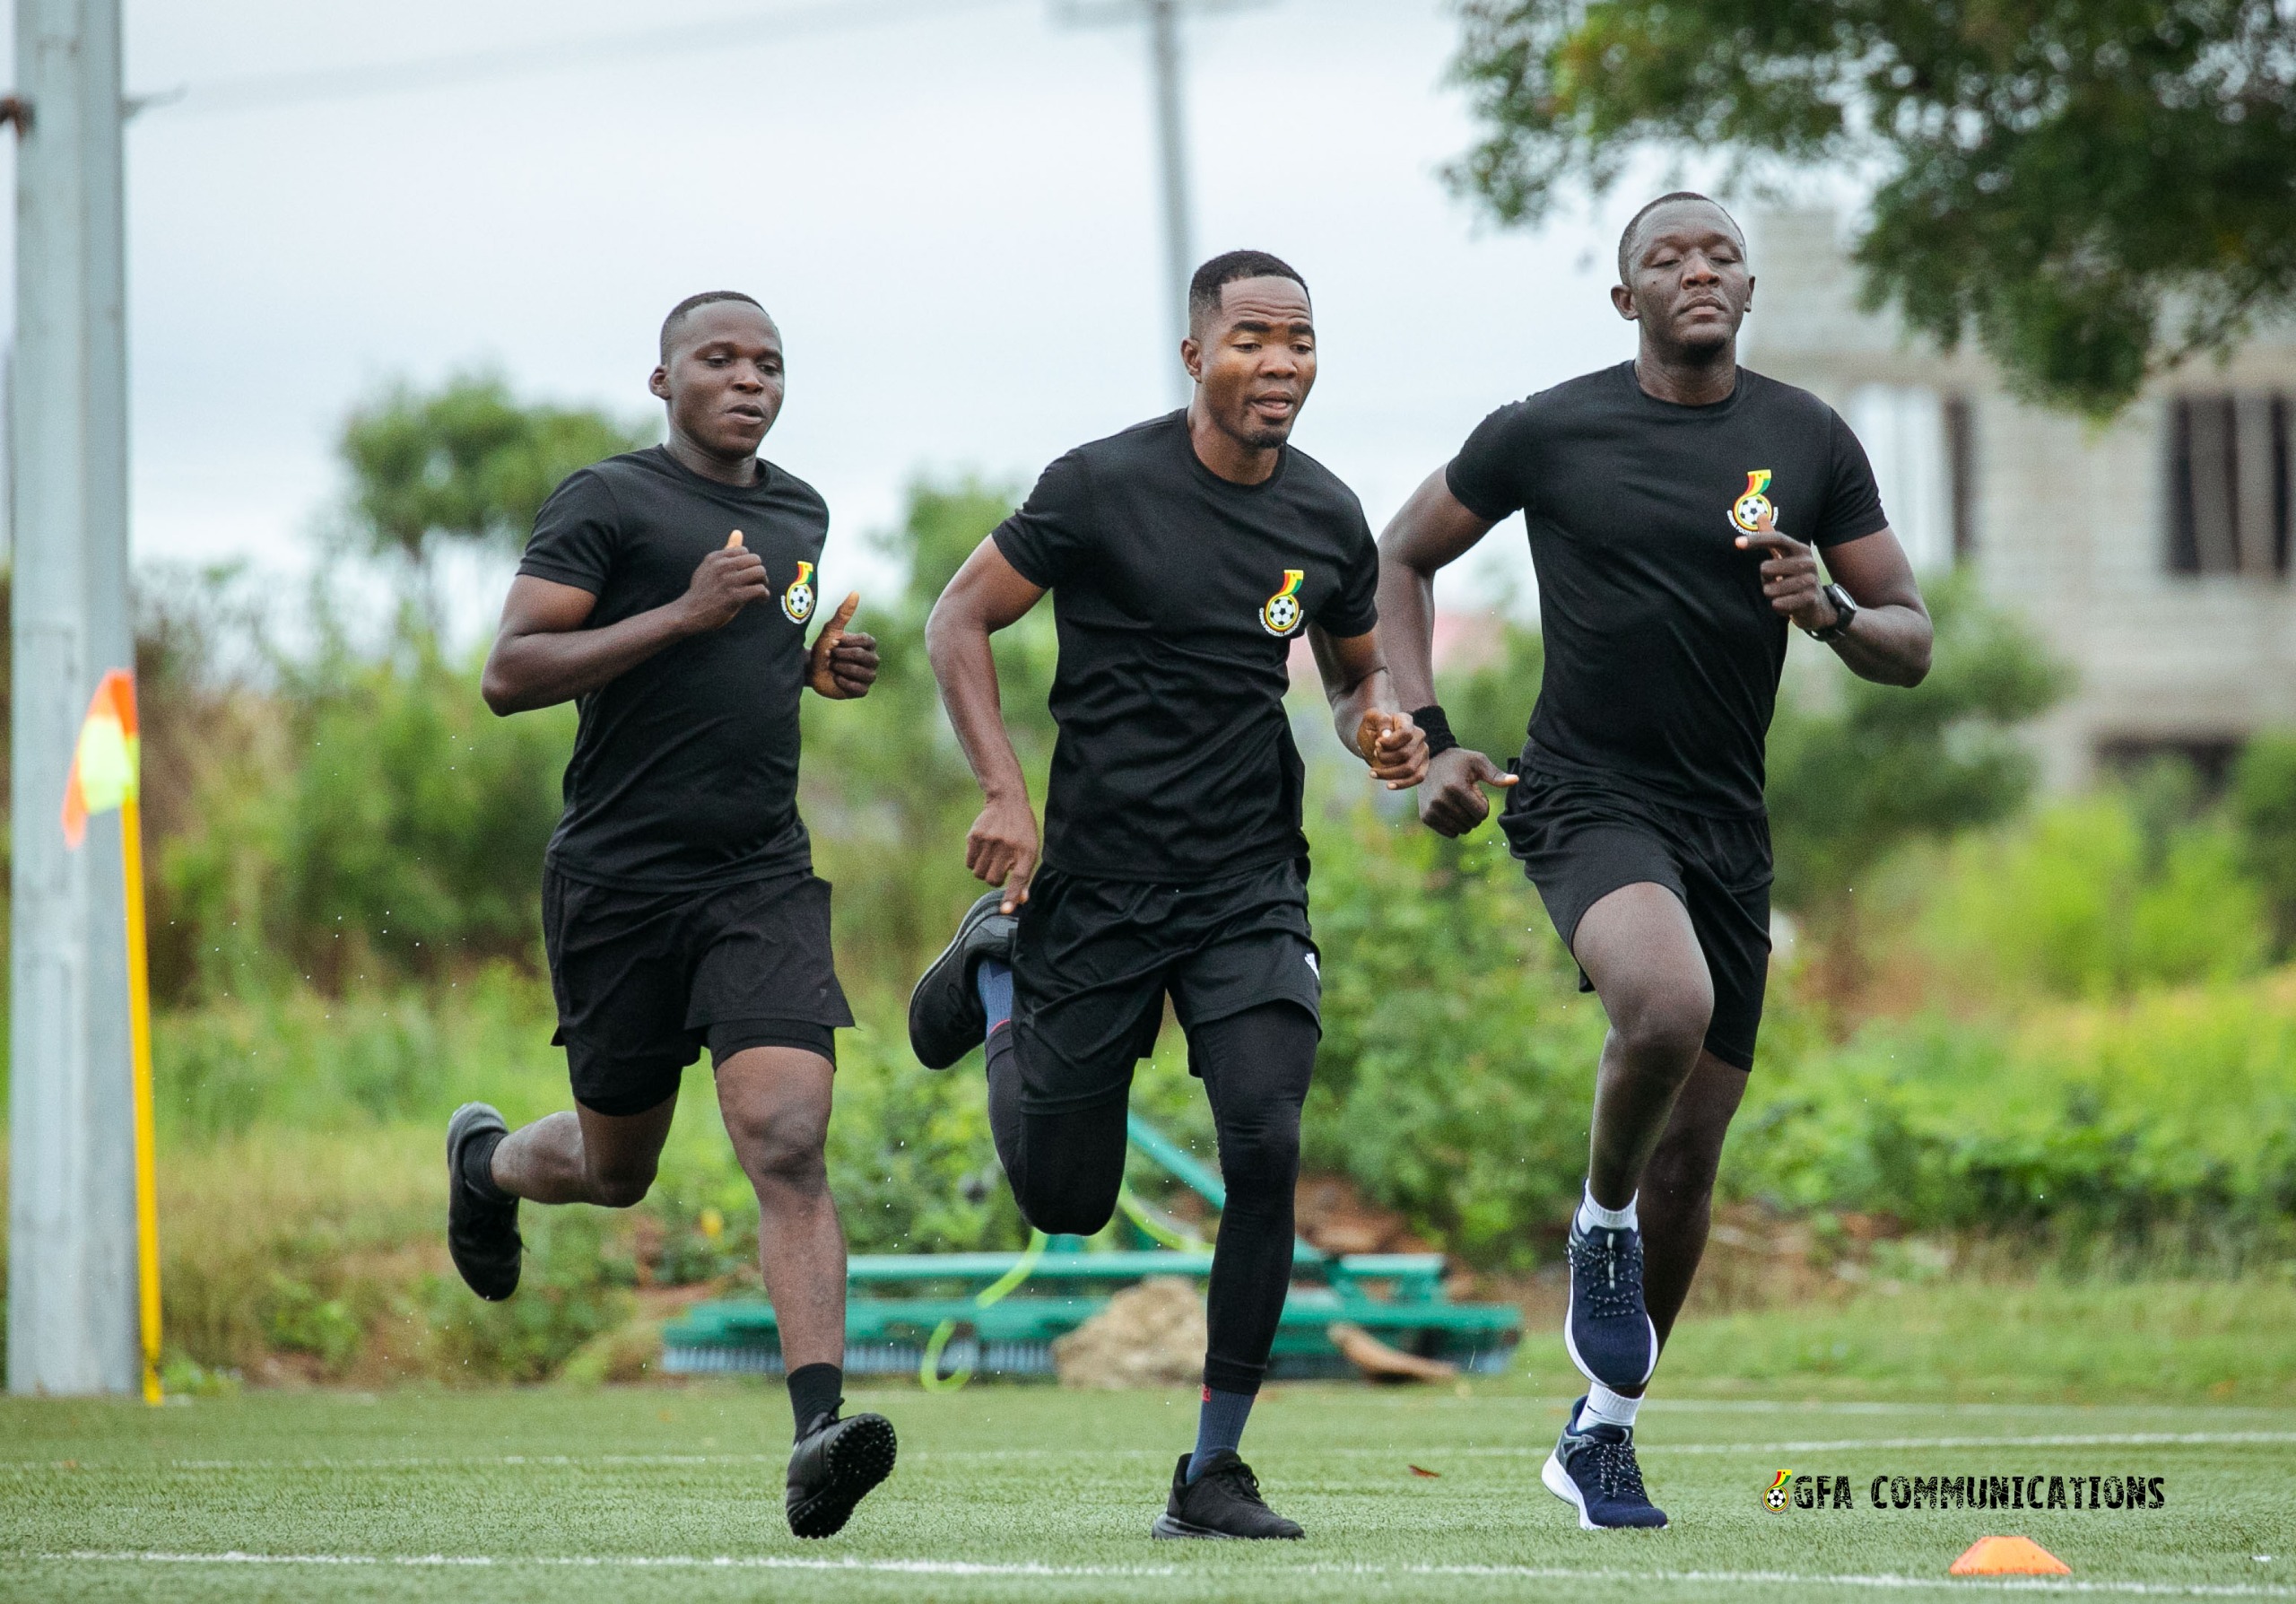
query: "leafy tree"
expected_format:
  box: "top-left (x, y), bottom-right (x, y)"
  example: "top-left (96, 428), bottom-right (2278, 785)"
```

top-left (798, 475), bottom-right (1059, 991)
top-left (1448, 1), bottom-right (2296, 415)
top-left (339, 372), bottom-right (649, 623)
top-left (1766, 573), bottom-right (2071, 985)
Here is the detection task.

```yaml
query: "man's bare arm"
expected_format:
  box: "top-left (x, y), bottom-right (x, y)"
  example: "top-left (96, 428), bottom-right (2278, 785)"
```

top-left (925, 537), bottom-right (1048, 911)
top-left (1375, 470), bottom-right (1518, 835)
top-left (1375, 469), bottom-right (1499, 710)
top-left (482, 534), bottom-right (770, 715)
top-left (1309, 625), bottom-right (1428, 790)
top-left (1737, 521), bottom-right (1932, 687)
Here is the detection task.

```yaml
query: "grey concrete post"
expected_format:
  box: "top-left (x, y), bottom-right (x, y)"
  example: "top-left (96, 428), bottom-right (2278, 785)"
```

top-left (8, 0), bottom-right (136, 1397)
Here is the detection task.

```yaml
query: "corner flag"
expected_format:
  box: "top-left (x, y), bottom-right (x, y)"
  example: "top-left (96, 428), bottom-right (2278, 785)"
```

top-left (61, 668), bottom-right (164, 1404)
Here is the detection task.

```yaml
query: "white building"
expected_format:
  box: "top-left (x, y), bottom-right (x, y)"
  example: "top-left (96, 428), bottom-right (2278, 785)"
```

top-left (1744, 210), bottom-right (2296, 789)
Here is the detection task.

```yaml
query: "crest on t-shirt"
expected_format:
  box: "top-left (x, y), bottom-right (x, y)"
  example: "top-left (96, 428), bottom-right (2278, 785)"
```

top-left (1259, 570), bottom-right (1306, 637)
top-left (781, 560), bottom-right (817, 623)
top-left (1729, 469), bottom-right (1779, 535)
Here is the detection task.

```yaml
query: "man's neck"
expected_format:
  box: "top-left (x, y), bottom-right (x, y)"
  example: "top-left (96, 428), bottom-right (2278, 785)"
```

top-left (665, 431), bottom-right (761, 487)
top-left (1632, 343), bottom-right (1739, 407)
top-left (1185, 401), bottom-right (1281, 486)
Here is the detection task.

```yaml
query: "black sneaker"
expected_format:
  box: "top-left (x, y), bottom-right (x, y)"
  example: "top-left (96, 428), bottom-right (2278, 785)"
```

top-left (445, 1103), bottom-right (520, 1302)
top-left (1565, 1219), bottom-right (1657, 1389)
top-left (907, 890), bottom-right (1018, 1069)
top-left (1542, 1398), bottom-right (1668, 1529)
top-left (786, 1410), bottom-right (898, 1539)
top-left (1150, 1451), bottom-right (1303, 1539)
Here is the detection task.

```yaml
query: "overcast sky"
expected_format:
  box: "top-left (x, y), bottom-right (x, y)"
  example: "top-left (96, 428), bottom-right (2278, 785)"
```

top-left (4, 0), bottom-right (1684, 638)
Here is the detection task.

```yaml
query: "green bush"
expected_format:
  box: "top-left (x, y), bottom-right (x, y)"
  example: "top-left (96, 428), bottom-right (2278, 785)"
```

top-left (1306, 805), bottom-right (1608, 1267)
top-left (1919, 791), bottom-right (2270, 1000)
top-left (422, 1208), bottom-right (634, 1384)
top-left (1729, 981), bottom-right (2296, 1255)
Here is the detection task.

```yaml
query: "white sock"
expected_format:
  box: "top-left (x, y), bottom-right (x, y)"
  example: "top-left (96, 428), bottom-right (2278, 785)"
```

top-left (1578, 1382), bottom-right (1641, 1433)
top-left (1576, 1183), bottom-right (1638, 1234)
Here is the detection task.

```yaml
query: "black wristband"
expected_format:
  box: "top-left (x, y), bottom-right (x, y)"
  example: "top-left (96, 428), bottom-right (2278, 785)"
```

top-left (1412, 704), bottom-right (1458, 758)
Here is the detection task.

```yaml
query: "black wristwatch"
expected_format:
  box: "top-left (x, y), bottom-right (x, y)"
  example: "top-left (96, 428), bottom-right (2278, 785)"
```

top-left (1805, 582), bottom-right (1858, 643)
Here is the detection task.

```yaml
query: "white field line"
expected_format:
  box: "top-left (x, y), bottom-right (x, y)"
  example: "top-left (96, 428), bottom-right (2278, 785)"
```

top-left (26, 1552), bottom-right (2296, 1597)
top-left (4, 1432), bottom-right (2291, 1474)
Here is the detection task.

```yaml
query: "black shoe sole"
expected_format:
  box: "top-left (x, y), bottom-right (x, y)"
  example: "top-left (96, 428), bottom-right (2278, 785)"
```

top-left (445, 1102), bottom-right (521, 1303)
top-left (787, 1413), bottom-right (899, 1539)
top-left (907, 892), bottom-right (1016, 1070)
top-left (1150, 1512), bottom-right (1302, 1540)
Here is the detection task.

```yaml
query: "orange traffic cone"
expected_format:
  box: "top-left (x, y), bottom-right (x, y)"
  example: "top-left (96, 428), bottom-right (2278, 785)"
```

top-left (1950, 1536), bottom-right (2071, 1575)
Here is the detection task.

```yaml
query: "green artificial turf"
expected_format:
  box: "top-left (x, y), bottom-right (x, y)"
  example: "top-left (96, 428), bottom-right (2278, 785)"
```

top-left (4, 1382), bottom-right (2291, 1603)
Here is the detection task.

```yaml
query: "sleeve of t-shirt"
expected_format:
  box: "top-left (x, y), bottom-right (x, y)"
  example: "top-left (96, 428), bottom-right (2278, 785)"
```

top-left (516, 468), bottom-right (621, 593)
top-left (1320, 504), bottom-right (1380, 639)
top-left (1443, 402), bottom-right (1535, 523)
top-left (1807, 408), bottom-right (1892, 549)
top-left (991, 449), bottom-right (1094, 588)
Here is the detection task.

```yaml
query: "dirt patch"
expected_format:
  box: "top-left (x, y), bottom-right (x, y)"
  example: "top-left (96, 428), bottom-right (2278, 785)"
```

top-left (1052, 1277), bottom-right (1207, 1389)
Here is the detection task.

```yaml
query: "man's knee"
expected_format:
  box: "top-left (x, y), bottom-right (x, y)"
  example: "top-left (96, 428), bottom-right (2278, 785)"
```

top-left (1217, 1111), bottom-right (1303, 1204)
top-left (1607, 978), bottom-right (1715, 1068)
top-left (1014, 1168), bottom-right (1121, 1237)
top-left (587, 1162), bottom-right (658, 1209)
top-left (726, 1104), bottom-right (831, 1195)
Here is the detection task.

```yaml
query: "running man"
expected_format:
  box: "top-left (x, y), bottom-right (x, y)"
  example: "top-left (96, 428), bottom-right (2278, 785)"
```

top-left (906, 250), bottom-right (1427, 1540)
top-left (1378, 194), bottom-right (1934, 1529)
top-left (443, 292), bottom-right (897, 1539)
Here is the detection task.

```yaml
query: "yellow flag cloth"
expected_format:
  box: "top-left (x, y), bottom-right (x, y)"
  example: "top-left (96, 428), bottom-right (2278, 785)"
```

top-left (63, 669), bottom-right (140, 849)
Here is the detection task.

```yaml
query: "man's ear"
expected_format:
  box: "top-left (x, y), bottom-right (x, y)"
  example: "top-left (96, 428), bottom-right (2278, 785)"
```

top-left (1180, 335), bottom-right (1204, 383)
top-left (1609, 283), bottom-right (1639, 323)
top-left (1743, 274), bottom-right (1756, 318)
top-left (648, 364), bottom-right (672, 401)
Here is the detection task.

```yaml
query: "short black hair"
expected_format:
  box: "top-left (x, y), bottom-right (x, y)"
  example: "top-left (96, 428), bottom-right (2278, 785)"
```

top-left (1187, 249), bottom-right (1309, 334)
top-left (1616, 192), bottom-right (1744, 282)
top-left (659, 290), bottom-right (769, 361)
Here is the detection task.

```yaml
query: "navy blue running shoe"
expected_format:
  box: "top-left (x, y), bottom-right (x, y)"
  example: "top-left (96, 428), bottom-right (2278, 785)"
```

top-left (907, 891), bottom-right (1019, 1070)
top-left (1564, 1220), bottom-right (1657, 1389)
top-left (1542, 1398), bottom-right (1668, 1530)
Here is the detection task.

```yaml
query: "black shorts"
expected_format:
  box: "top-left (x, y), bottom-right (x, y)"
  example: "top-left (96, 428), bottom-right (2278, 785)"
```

top-left (543, 867), bottom-right (856, 1117)
top-left (1009, 859), bottom-right (1322, 1116)
top-left (1498, 764), bottom-right (1772, 1071)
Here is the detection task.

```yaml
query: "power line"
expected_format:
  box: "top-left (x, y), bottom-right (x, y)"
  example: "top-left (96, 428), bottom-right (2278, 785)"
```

top-left (150, 0), bottom-right (1027, 118)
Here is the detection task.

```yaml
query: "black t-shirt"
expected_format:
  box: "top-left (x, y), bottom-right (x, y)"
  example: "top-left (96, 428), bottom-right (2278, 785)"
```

top-left (994, 411), bottom-right (1379, 883)
top-left (1447, 363), bottom-right (1888, 816)
top-left (517, 446), bottom-right (830, 890)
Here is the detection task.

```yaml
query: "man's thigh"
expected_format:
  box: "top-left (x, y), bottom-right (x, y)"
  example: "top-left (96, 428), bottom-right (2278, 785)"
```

top-left (544, 871), bottom-right (702, 1118)
top-left (1167, 861), bottom-right (1322, 1052)
top-left (1008, 869), bottom-right (1172, 1116)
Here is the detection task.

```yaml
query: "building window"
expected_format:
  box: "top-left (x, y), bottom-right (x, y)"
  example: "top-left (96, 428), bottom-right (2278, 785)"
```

top-left (2168, 394), bottom-right (2291, 578)
top-left (1848, 385), bottom-right (1972, 572)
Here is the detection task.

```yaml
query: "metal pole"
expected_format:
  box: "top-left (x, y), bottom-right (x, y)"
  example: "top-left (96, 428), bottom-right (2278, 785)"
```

top-left (1144, 0), bottom-right (1193, 409)
top-left (9, 0), bottom-right (137, 1398)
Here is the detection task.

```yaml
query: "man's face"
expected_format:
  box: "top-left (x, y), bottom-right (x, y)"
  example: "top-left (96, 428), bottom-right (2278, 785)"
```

top-left (1185, 276), bottom-right (1317, 450)
top-left (650, 302), bottom-right (785, 458)
top-left (1611, 204), bottom-right (1753, 355)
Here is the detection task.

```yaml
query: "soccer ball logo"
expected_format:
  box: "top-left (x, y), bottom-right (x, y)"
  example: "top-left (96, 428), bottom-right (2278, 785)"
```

top-left (1729, 469), bottom-right (1778, 536)
top-left (1260, 570), bottom-right (1306, 637)
top-left (1763, 1470), bottom-right (1794, 1511)
top-left (781, 560), bottom-right (817, 624)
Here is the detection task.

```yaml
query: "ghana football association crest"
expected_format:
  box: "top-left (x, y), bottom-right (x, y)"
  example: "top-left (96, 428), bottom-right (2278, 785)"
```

top-left (781, 560), bottom-right (817, 623)
top-left (1764, 1470), bottom-right (1795, 1512)
top-left (1260, 570), bottom-right (1306, 637)
top-left (1729, 469), bottom-right (1779, 535)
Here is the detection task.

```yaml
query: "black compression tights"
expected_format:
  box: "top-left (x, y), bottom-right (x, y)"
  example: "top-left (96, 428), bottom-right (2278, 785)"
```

top-left (985, 1001), bottom-right (1317, 1395)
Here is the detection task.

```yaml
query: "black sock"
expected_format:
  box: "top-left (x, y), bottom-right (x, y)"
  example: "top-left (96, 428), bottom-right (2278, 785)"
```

top-left (459, 1127), bottom-right (511, 1203)
top-left (787, 1362), bottom-right (843, 1440)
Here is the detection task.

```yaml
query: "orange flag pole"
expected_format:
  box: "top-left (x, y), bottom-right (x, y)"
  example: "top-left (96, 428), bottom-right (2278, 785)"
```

top-left (64, 669), bottom-right (161, 1404)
